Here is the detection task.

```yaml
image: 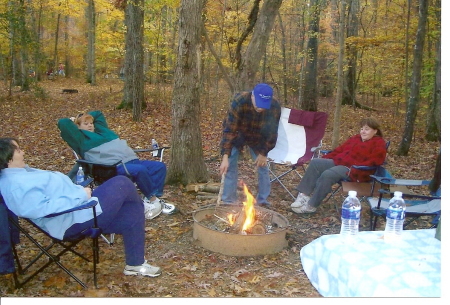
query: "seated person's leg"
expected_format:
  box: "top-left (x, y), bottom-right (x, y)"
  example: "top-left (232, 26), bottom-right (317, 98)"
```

top-left (63, 176), bottom-right (160, 276)
top-left (296, 158), bottom-right (336, 196)
top-left (308, 165), bottom-right (349, 208)
top-left (117, 160), bottom-right (166, 199)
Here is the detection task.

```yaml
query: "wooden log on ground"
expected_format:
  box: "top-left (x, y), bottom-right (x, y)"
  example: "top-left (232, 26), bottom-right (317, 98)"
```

top-left (62, 89), bottom-right (79, 94)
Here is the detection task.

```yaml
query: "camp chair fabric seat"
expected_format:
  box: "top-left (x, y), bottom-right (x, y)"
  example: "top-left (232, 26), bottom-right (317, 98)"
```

top-left (267, 107), bottom-right (328, 199)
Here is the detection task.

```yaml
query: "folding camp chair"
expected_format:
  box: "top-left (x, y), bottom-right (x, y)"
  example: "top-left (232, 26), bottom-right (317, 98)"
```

top-left (68, 146), bottom-right (170, 186)
top-left (0, 181), bottom-right (102, 289)
top-left (267, 107), bottom-right (328, 199)
top-left (364, 174), bottom-right (441, 231)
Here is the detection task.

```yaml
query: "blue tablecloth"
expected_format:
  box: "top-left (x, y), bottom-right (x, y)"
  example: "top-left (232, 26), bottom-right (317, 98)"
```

top-left (300, 229), bottom-right (441, 297)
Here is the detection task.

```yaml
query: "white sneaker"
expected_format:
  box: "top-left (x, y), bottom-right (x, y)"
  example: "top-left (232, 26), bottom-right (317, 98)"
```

top-left (123, 260), bottom-right (161, 277)
top-left (292, 204), bottom-right (317, 214)
top-left (158, 198), bottom-right (178, 215)
top-left (291, 193), bottom-right (310, 208)
top-left (143, 198), bottom-right (163, 220)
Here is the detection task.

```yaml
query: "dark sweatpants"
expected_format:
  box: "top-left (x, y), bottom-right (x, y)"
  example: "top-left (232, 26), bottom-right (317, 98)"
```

top-left (64, 176), bottom-right (145, 266)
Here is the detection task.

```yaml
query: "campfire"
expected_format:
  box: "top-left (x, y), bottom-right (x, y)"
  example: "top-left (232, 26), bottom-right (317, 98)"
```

top-left (192, 183), bottom-right (289, 256)
top-left (224, 183), bottom-right (268, 235)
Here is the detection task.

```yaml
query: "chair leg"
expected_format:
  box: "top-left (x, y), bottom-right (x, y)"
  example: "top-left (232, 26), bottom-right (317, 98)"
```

top-left (268, 165), bottom-right (301, 200)
top-left (92, 236), bottom-right (99, 288)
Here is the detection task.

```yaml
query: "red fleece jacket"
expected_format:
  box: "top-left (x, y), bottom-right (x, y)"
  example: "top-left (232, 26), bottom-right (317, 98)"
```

top-left (322, 135), bottom-right (387, 182)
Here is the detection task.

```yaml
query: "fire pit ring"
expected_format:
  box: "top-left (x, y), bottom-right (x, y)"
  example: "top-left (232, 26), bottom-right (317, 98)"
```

top-left (192, 204), bottom-right (289, 256)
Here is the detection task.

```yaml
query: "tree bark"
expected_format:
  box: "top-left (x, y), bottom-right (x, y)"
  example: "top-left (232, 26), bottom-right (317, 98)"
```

top-left (342, 0), bottom-right (359, 107)
top-left (425, 0), bottom-right (440, 142)
top-left (119, 0), bottom-right (145, 121)
top-left (397, 0), bottom-right (429, 156)
top-left (86, 0), bottom-right (96, 85)
top-left (235, 0), bottom-right (283, 91)
top-left (166, 0), bottom-right (209, 185)
top-left (332, 0), bottom-right (346, 149)
top-left (300, 0), bottom-right (321, 111)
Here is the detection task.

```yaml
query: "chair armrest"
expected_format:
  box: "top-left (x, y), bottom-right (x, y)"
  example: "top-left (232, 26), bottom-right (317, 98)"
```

top-left (351, 165), bottom-right (377, 171)
top-left (370, 175), bottom-right (431, 186)
top-left (78, 177), bottom-right (94, 187)
top-left (44, 198), bottom-right (99, 218)
top-left (377, 188), bottom-right (440, 200)
top-left (76, 159), bottom-right (122, 167)
top-left (320, 150), bottom-right (332, 155)
top-left (133, 146), bottom-right (170, 153)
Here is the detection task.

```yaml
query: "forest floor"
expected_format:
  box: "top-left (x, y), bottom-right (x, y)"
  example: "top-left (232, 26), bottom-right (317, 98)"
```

top-left (0, 78), bottom-right (441, 298)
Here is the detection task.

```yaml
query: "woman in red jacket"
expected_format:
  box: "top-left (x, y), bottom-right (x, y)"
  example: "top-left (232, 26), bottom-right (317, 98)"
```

top-left (291, 117), bottom-right (387, 214)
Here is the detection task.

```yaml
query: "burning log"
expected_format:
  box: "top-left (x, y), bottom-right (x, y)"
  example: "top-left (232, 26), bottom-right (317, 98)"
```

top-left (248, 222), bottom-right (266, 235)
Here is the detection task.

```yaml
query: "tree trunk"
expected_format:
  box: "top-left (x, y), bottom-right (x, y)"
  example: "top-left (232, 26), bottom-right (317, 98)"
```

top-left (166, 0), bottom-right (209, 185)
top-left (425, 0), bottom-right (440, 142)
top-left (119, 0), bottom-right (145, 121)
top-left (86, 0), bottom-right (96, 85)
top-left (342, 0), bottom-right (359, 107)
top-left (300, 0), bottom-right (321, 111)
top-left (18, 0), bottom-right (30, 91)
top-left (397, 0), bottom-right (429, 156)
top-left (53, 8), bottom-right (61, 76)
top-left (277, 12), bottom-right (288, 105)
top-left (235, 0), bottom-right (283, 91)
top-left (332, 0), bottom-right (346, 149)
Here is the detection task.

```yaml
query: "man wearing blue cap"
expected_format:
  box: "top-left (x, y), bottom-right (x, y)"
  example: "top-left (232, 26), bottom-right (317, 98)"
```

top-left (219, 83), bottom-right (281, 206)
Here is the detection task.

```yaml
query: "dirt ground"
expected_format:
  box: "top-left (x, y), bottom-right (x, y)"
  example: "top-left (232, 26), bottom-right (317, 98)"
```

top-left (0, 78), bottom-right (440, 297)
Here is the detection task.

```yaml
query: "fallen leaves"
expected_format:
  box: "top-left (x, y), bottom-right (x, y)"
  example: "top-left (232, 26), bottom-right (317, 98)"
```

top-left (0, 79), bottom-right (438, 298)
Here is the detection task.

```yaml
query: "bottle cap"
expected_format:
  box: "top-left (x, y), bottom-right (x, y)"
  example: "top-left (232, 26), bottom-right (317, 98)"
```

top-left (394, 191), bottom-right (403, 198)
top-left (349, 190), bottom-right (357, 197)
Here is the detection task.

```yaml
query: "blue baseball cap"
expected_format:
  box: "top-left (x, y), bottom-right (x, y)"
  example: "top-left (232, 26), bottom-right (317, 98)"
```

top-left (252, 83), bottom-right (273, 109)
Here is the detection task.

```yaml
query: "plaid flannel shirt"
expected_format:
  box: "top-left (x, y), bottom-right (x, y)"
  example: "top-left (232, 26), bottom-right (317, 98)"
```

top-left (220, 91), bottom-right (281, 157)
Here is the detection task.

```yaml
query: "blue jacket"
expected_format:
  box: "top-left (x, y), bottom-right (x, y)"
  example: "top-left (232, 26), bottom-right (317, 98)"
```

top-left (0, 166), bottom-right (102, 240)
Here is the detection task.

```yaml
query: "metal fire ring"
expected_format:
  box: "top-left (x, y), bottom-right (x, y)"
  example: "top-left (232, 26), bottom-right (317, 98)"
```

top-left (192, 204), bottom-right (289, 256)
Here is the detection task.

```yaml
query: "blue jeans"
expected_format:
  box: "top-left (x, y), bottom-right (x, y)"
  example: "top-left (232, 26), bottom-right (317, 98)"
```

top-left (117, 159), bottom-right (166, 198)
top-left (221, 147), bottom-right (271, 205)
top-left (64, 176), bottom-right (145, 266)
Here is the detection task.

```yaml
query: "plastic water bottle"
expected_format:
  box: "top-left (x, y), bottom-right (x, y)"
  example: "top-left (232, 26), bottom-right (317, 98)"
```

top-left (340, 190), bottom-right (361, 240)
top-left (151, 138), bottom-right (159, 157)
top-left (384, 191), bottom-right (406, 242)
top-left (76, 166), bottom-right (84, 184)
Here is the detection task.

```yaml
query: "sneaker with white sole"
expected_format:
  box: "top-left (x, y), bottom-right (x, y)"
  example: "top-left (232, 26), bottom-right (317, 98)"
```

top-left (292, 204), bottom-right (317, 214)
top-left (158, 198), bottom-right (178, 215)
top-left (123, 260), bottom-right (161, 277)
top-left (143, 198), bottom-right (163, 220)
top-left (291, 193), bottom-right (311, 208)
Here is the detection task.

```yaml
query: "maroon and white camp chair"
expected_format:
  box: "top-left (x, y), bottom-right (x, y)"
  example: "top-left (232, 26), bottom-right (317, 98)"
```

top-left (267, 107), bottom-right (328, 199)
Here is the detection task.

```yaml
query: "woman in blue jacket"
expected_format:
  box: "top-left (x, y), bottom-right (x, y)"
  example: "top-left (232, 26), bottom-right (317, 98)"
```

top-left (0, 137), bottom-right (161, 277)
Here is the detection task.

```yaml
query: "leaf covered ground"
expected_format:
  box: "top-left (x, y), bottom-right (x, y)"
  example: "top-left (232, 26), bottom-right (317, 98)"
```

top-left (0, 78), bottom-right (440, 298)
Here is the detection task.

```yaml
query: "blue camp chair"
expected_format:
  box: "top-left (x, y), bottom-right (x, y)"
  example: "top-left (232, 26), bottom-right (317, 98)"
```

top-left (0, 179), bottom-right (103, 289)
top-left (364, 174), bottom-right (441, 230)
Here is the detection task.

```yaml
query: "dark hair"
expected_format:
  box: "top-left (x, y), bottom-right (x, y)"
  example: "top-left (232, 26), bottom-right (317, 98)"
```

top-left (360, 118), bottom-right (383, 137)
top-left (0, 138), bottom-right (19, 171)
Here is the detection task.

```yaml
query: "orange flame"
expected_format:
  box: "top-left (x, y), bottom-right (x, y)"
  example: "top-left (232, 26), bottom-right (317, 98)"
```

top-left (227, 214), bottom-right (235, 225)
top-left (241, 183), bottom-right (256, 232)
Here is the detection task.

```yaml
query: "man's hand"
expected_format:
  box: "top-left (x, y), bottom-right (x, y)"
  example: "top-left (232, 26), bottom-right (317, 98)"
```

top-left (219, 154), bottom-right (229, 176)
top-left (255, 154), bottom-right (267, 167)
